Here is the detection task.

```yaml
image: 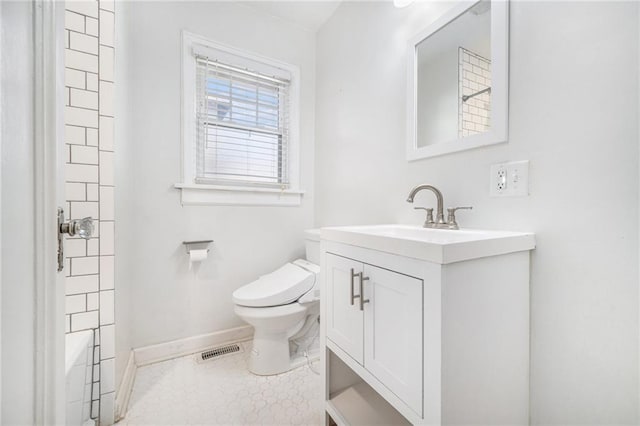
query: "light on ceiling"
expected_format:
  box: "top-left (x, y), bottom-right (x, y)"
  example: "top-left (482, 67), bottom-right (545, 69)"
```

top-left (393, 0), bottom-right (415, 8)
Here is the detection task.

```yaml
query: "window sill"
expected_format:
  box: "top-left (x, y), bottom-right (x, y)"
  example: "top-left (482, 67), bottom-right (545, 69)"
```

top-left (174, 183), bottom-right (304, 206)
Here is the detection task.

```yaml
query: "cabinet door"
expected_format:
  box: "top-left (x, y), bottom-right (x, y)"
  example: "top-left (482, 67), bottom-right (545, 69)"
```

top-left (363, 264), bottom-right (423, 417)
top-left (325, 254), bottom-right (364, 364)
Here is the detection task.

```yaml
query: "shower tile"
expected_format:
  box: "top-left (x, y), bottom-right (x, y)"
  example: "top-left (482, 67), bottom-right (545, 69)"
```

top-left (65, 11), bottom-right (85, 33)
top-left (71, 310), bottom-right (99, 331)
top-left (86, 127), bottom-right (99, 146)
top-left (66, 68), bottom-right (86, 90)
top-left (70, 32), bottom-right (98, 55)
top-left (66, 49), bottom-right (98, 73)
top-left (66, 0), bottom-right (99, 18)
top-left (66, 238), bottom-right (87, 258)
top-left (86, 17), bottom-right (98, 37)
top-left (70, 201), bottom-right (98, 221)
top-left (99, 0), bottom-right (114, 12)
top-left (99, 290), bottom-right (114, 325)
top-left (99, 116), bottom-right (114, 151)
top-left (99, 222), bottom-right (114, 255)
top-left (66, 106), bottom-right (98, 128)
top-left (99, 46), bottom-right (114, 82)
top-left (100, 359), bottom-right (115, 393)
top-left (99, 81), bottom-right (114, 117)
top-left (65, 3), bottom-right (117, 422)
top-left (92, 382), bottom-right (100, 400)
top-left (87, 292), bottom-right (99, 311)
top-left (100, 325), bottom-right (115, 360)
top-left (87, 238), bottom-right (99, 256)
top-left (86, 72), bottom-right (99, 92)
top-left (70, 89), bottom-right (99, 111)
top-left (67, 275), bottom-right (99, 295)
top-left (72, 257), bottom-right (99, 276)
top-left (99, 151), bottom-right (114, 185)
top-left (100, 256), bottom-right (114, 290)
top-left (100, 187), bottom-right (114, 221)
top-left (100, 392), bottom-right (115, 425)
top-left (99, 10), bottom-right (114, 46)
top-left (91, 400), bottom-right (100, 420)
top-left (86, 183), bottom-right (99, 201)
top-left (66, 294), bottom-right (87, 314)
top-left (71, 144), bottom-right (99, 164)
top-left (66, 183), bottom-right (87, 202)
top-left (65, 125), bottom-right (86, 145)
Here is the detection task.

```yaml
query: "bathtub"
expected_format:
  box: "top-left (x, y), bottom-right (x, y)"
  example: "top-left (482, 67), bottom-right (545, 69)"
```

top-left (65, 330), bottom-right (95, 426)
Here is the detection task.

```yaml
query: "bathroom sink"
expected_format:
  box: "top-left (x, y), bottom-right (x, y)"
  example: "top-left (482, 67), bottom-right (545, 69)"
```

top-left (320, 224), bottom-right (535, 264)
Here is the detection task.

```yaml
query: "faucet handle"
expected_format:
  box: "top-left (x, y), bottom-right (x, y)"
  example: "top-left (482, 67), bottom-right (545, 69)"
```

top-left (414, 207), bottom-right (435, 228)
top-left (446, 206), bottom-right (473, 230)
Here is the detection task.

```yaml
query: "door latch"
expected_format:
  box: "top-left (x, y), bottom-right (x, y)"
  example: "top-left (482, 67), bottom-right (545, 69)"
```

top-left (57, 207), bottom-right (94, 272)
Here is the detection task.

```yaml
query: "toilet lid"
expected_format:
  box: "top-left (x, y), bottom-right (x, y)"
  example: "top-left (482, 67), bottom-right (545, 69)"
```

top-left (232, 262), bottom-right (315, 307)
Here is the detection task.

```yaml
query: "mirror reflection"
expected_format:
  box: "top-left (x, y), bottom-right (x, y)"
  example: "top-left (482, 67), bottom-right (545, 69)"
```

top-left (416, 1), bottom-right (492, 148)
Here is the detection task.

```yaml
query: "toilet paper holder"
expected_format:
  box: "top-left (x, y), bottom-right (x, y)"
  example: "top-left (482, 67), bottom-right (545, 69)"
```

top-left (182, 240), bottom-right (213, 254)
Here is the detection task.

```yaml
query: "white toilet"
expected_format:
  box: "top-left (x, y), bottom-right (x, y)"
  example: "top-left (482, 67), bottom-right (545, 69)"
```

top-left (232, 229), bottom-right (321, 375)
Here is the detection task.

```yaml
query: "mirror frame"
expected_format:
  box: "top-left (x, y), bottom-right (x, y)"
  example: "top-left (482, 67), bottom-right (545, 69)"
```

top-left (406, 0), bottom-right (509, 161)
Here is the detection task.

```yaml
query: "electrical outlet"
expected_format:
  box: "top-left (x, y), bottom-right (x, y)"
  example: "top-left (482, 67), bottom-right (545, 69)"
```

top-left (490, 160), bottom-right (529, 197)
top-left (496, 168), bottom-right (507, 191)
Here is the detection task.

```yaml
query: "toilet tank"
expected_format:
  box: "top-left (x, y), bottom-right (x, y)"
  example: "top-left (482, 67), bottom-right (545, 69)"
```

top-left (304, 229), bottom-right (321, 265)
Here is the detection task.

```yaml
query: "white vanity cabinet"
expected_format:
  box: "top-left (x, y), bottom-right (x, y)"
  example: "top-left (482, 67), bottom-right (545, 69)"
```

top-left (325, 253), bottom-right (423, 415)
top-left (320, 225), bottom-right (535, 426)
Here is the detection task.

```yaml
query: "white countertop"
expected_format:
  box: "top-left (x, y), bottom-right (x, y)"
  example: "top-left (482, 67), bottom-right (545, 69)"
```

top-left (320, 224), bottom-right (536, 264)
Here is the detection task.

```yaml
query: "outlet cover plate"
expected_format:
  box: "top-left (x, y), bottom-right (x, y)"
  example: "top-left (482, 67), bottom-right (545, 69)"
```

top-left (490, 160), bottom-right (529, 197)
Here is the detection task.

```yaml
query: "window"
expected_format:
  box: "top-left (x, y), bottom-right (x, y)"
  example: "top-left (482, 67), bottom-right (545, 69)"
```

top-left (195, 53), bottom-right (290, 187)
top-left (178, 32), bottom-right (303, 206)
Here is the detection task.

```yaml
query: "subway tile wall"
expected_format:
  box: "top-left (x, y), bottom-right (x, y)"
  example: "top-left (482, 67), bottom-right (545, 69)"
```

top-left (458, 47), bottom-right (491, 138)
top-left (64, 1), bottom-right (116, 424)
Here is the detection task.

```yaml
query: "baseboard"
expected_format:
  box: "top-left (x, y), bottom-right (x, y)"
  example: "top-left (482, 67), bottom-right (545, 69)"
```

top-left (133, 325), bottom-right (254, 367)
top-left (114, 351), bottom-right (136, 422)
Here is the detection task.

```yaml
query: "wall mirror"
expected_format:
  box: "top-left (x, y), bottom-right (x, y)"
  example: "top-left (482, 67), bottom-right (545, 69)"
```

top-left (406, 0), bottom-right (509, 160)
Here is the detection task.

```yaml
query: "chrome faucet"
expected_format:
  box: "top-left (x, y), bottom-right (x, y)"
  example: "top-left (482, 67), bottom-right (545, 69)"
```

top-left (406, 184), bottom-right (446, 227)
top-left (407, 184), bottom-right (472, 230)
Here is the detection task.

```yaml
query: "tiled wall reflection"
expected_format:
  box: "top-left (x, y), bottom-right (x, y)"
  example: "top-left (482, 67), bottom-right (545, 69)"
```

top-left (458, 47), bottom-right (491, 137)
top-left (64, 1), bottom-right (115, 424)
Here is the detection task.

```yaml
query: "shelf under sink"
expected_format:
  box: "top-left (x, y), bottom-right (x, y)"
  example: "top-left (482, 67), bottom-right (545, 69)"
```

top-left (327, 382), bottom-right (411, 426)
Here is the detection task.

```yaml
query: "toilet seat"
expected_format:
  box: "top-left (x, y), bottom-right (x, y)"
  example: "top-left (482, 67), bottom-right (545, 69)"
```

top-left (234, 302), bottom-right (307, 321)
top-left (232, 260), bottom-right (315, 308)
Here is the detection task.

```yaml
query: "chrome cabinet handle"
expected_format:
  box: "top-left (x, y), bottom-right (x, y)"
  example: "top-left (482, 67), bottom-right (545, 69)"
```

top-left (350, 268), bottom-right (360, 305)
top-left (359, 273), bottom-right (370, 311)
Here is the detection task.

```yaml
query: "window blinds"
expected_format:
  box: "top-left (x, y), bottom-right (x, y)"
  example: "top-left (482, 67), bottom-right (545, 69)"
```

top-left (195, 54), bottom-right (291, 188)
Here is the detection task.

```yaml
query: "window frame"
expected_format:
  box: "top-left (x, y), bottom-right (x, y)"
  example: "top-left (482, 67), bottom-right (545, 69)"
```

top-left (177, 31), bottom-right (303, 206)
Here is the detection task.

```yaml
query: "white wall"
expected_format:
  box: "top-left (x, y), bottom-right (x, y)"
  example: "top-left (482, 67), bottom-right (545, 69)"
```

top-left (0, 1), bottom-right (36, 423)
top-left (119, 1), bottom-right (316, 348)
top-left (316, 1), bottom-right (639, 424)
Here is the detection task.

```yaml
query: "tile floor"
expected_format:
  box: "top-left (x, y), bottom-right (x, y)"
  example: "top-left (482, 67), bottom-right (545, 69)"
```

top-left (119, 342), bottom-right (323, 425)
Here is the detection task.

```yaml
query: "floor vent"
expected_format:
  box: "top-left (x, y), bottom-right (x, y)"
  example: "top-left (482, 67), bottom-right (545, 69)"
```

top-left (196, 343), bottom-right (243, 363)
